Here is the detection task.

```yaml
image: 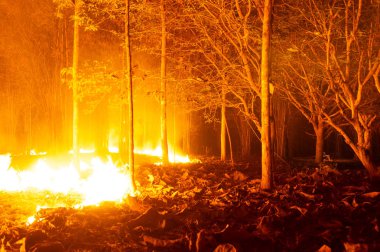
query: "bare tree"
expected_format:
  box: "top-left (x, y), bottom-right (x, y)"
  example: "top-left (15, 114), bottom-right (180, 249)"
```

top-left (122, 0), bottom-right (136, 192)
top-left (72, 0), bottom-right (82, 169)
top-left (279, 57), bottom-right (329, 164)
top-left (260, 0), bottom-right (274, 190)
top-left (160, 0), bottom-right (169, 165)
top-left (285, 0), bottom-right (380, 179)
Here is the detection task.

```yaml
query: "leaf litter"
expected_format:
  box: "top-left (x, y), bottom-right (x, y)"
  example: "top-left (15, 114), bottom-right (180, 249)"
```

top-left (0, 159), bottom-right (379, 251)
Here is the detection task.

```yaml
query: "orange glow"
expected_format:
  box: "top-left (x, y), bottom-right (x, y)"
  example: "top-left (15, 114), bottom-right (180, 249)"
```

top-left (134, 146), bottom-right (192, 164)
top-left (0, 145), bottom-right (197, 208)
top-left (108, 144), bottom-right (196, 164)
top-left (0, 154), bottom-right (133, 207)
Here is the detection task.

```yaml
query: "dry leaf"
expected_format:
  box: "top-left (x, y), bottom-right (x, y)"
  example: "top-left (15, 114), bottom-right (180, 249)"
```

top-left (297, 191), bottom-right (315, 200)
top-left (343, 242), bottom-right (368, 252)
top-left (143, 235), bottom-right (186, 247)
top-left (290, 205), bottom-right (307, 215)
top-left (317, 244), bottom-right (332, 252)
top-left (361, 192), bottom-right (380, 198)
top-left (213, 243), bottom-right (237, 252)
top-left (232, 171), bottom-right (248, 181)
top-left (181, 172), bottom-right (189, 180)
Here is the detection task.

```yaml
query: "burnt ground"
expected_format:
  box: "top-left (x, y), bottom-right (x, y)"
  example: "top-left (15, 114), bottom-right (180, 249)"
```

top-left (0, 158), bottom-right (380, 252)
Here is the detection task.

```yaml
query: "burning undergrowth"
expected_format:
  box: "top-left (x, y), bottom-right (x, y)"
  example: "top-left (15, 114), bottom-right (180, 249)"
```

top-left (1, 159), bottom-right (380, 251)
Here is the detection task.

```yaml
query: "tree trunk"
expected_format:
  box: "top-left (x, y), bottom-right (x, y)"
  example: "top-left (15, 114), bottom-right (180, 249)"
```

top-left (95, 96), bottom-right (109, 155)
top-left (356, 148), bottom-right (380, 180)
top-left (260, 0), bottom-right (273, 191)
top-left (220, 87), bottom-right (226, 161)
top-left (315, 117), bottom-right (324, 164)
top-left (225, 118), bottom-right (234, 165)
top-left (239, 116), bottom-right (252, 159)
top-left (273, 99), bottom-right (287, 160)
top-left (124, 0), bottom-right (136, 193)
top-left (160, 0), bottom-right (169, 165)
top-left (184, 112), bottom-right (191, 154)
top-left (72, 0), bottom-right (81, 169)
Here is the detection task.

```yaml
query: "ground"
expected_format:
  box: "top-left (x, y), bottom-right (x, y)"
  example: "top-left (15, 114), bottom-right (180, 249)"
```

top-left (0, 159), bottom-right (380, 251)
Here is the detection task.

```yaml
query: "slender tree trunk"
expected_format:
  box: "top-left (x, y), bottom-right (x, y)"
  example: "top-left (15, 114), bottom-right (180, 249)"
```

top-left (239, 116), bottom-right (252, 159)
top-left (184, 112), bottom-right (191, 154)
top-left (160, 0), bottom-right (169, 165)
top-left (274, 100), bottom-right (287, 159)
top-left (124, 0), bottom-right (136, 192)
top-left (355, 145), bottom-right (380, 180)
top-left (221, 87), bottom-right (226, 161)
top-left (95, 96), bottom-right (109, 155)
top-left (72, 0), bottom-right (81, 169)
top-left (315, 117), bottom-right (324, 164)
top-left (260, 0), bottom-right (273, 190)
top-left (63, 16), bottom-right (70, 151)
top-left (225, 118), bottom-right (234, 165)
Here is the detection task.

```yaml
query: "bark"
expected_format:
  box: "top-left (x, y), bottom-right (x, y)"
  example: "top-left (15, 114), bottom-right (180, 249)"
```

top-left (238, 116), bottom-right (253, 159)
top-left (160, 0), bottom-right (169, 165)
top-left (225, 118), bottom-right (234, 165)
top-left (273, 99), bottom-right (287, 160)
top-left (260, 0), bottom-right (273, 190)
top-left (220, 87), bottom-right (226, 161)
top-left (124, 0), bottom-right (136, 192)
top-left (324, 113), bottom-right (380, 180)
top-left (72, 0), bottom-right (81, 169)
top-left (356, 147), bottom-right (380, 181)
top-left (95, 96), bottom-right (109, 155)
top-left (314, 117), bottom-right (324, 164)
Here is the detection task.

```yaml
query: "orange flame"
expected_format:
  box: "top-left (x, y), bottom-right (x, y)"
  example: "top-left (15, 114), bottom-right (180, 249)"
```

top-left (0, 154), bottom-right (133, 207)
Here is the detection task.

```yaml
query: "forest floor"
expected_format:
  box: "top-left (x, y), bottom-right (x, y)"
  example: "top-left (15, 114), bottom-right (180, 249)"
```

top-left (0, 158), bottom-right (380, 252)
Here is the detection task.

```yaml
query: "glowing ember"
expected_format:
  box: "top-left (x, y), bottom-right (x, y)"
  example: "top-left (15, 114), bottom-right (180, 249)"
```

top-left (0, 154), bottom-right (133, 207)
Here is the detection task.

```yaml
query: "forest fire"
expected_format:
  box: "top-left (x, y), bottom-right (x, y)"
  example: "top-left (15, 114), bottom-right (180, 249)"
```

top-left (0, 144), bottom-right (194, 208)
top-left (1, 0), bottom-right (380, 250)
top-left (134, 146), bottom-right (192, 164)
top-left (0, 153), bottom-right (133, 207)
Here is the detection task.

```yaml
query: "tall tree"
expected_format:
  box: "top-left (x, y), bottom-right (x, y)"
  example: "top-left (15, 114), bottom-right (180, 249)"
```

top-left (261, 0), bottom-right (274, 190)
top-left (220, 85), bottom-right (227, 161)
top-left (72, 0), bottom-right (81, 169)
top-left (123, 0), bottom-right (136, 192)
top-left (160, 0), bottom-right (169, 165)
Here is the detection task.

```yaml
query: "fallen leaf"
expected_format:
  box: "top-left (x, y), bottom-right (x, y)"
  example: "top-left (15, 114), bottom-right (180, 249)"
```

top-left (143, 235), bottom-right (187, 248)
top-left (290, 205), bottom-right (308, 215)
top-left (343, 242), bottom-right (368, 252)
top-left (361, 192), bottom-right (380, 198)
top-left (317, 244), bottom-right (331, 252)
top-left (232, 171), bottom-right (248, 181)
top-left (213, 243), bottom-right (237, 252)
top-left (297, 191), bottom-right (315, 200)
top-left (181, 172), bottom-right (189, 180)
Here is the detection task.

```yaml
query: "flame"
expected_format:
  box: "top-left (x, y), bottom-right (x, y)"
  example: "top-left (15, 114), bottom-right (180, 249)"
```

top-left (134, 146), bottom-right (192, 164)
top-left (0, 144), bottom-right (196, 217)
top-left (0, 154), bottom-right (133, 207)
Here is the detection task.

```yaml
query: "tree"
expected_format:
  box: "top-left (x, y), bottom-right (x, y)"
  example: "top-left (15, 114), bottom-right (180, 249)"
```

top-left (279, 57), bottom-right (329, 164)
top-left (122, 0), bottom-right (137, 192)
top-left (189, 0), bottom-right (263, 133)
top-left (160, 0), bottom-right (169, 165)
top-left (221, 85), bottom-right (227, 161)
top-left (260, 0), bottom-right (274, 190)
top-left (285, 0), bottom-right (380, 179)
top-left (72, 0), bottom-right (82, 169)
